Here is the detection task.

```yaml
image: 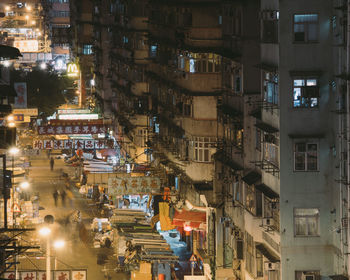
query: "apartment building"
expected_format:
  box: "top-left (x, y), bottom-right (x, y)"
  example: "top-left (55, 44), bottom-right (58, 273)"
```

top-left (0, 0), bottom-right (50, 66)
top-left (214, 0), bottom-right (349, 280)
top-left (69, 0), bottom-right (94, 106)
top-left (83, 0), bottom-right (350, 279)
top-left (42, 0), bottom-right (70, 66)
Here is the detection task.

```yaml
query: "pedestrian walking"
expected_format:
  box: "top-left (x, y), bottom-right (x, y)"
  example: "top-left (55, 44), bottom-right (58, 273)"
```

top-left (61, 189), bottom-right (66, 207)
top-left (66, 189), bottom-right (74, 207)
top-left (50, 157), bottom-right (55, 171)
top-left (53, 189), bottom-right (59, 207)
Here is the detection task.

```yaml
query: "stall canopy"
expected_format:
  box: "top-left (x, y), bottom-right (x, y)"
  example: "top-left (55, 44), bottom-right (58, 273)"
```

top-left (172, 209), bottom-right (206, 228)
top-left (100, 149), bottom-right (118, 157)
top-left (0, 44), bottom-right (22, 60)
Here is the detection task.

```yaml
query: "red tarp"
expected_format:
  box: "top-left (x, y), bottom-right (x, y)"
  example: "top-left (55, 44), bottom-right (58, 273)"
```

top-left (172, 209), bottom-right (206, 228)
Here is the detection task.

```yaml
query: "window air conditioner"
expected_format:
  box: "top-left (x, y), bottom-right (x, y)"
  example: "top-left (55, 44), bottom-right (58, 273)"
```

top-left (303, 274), bottom-right (315, 280)
top-left (264, 262), bottom-right (279, 271)
top-left (263, 217), bottom-right (275, 227)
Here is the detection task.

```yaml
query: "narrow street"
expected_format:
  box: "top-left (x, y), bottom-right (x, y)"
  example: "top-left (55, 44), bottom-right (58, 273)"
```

top-left (16, 152), bottom-right (129, 280)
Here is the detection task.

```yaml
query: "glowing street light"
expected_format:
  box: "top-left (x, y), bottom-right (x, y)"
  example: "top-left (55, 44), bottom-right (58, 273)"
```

top-left (9, 147), bottom-right (19, 156)
top-left (40, 63), bottom-right (47, 70)
top-left (25, 15), bottom-right (29, 20)
top-left (7, 115), bottom-right (14, 122)
top-left (5, 6), bottom-right (10, 11)
top-left (26, 5), bottom-right (31, 11)
top-left (3, 61), bottom-right (10, 67)
top-left (53, 240), bottom-right (65, 249)
top-left (20, 181), bottom-right (29, 190)
top-left (31, 20), bottom-right (36, 25)
top-left (39, 226), bottom-right (51, 237)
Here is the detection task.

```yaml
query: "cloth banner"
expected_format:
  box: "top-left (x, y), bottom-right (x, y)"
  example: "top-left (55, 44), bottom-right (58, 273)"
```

top-left (108, 177), bottom-right (161, 195)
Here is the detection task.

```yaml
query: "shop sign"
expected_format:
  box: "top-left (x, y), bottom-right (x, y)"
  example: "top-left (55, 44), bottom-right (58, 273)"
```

top-left (3, 271), bottom-right (86, 280)
top-left (57, 109), bottom-right (90, 114)
top-left (37, 125), bottom-right (106, 135)
top-left (67, 62), bottom-right (79, 77)
top-left (108, 177), bottom-right (161, 195)
top-left (33, 139), bottom-right (110, 150)
top-left (13, 114), bottom-right (24, 121)
top-left (49, 119), bottom-right (104, 126)
top-left (12, 108), bottom-right (38, 116)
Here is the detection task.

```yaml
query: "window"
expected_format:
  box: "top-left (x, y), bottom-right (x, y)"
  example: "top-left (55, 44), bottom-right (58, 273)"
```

top-left (264, 72), bottom-right (278, 105)
top-left (234, 181), bottom-right (243, 205)
top-left (294, 14), bottom-right (318, 42)
top-left (245, 184), bottom-right (262, 217)
top-left (245, 232), bottom-right (254, 275)
top-left (192, 137), bottom-right (215, 163)
top-left (295, 271), bottom-right (320, 280)
top-left (178, 53), bottom-right (221, 73)
top-left (264, 197), bottom-right (280, 231)
top-left (256, 251), bottom-right (263, 277)
top-left (293, 78), bottom-right (319, 108)
top-left (294, 143), bottom-right (318, 171)
top-left (82, 44), bottom-right (93, 55)
top-left (225, 125), bottom-right (243, 149)
top-left (294, 208), bottom-right (320, 236)
top-left (256, 128), bottom-right (261, 151)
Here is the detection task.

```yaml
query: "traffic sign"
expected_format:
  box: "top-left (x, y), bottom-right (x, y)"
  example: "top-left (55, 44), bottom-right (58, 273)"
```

top-left (189, 254), bottom-right (197, 262)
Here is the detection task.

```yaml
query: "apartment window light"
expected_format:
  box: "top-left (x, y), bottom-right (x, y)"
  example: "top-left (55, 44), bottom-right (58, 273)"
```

top-left (293, 78), bottom-right (319, 108)
top-left (293, 14), bottom-right (319, 42)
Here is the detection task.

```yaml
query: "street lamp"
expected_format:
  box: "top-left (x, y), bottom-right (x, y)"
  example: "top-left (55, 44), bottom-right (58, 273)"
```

top-left (39, 227), bottom-right (65, 278)
top-left (53, 239), bottom-right (65, 269)
top-left (39, 226), bottom-right (52, 280)
top-left (19, 181), bottom-right (29, 190)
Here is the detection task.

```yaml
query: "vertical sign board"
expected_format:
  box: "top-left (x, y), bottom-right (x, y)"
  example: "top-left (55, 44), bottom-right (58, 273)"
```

top-left (14, 82), bottom-right (27, 108)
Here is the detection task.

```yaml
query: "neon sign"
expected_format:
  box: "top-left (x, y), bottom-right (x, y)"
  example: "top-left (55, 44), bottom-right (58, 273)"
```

top-left (67, 62), bottom-right (79, 77)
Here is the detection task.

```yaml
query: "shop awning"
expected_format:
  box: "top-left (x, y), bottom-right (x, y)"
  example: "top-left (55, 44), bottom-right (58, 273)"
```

top-left (172, 209), bottom-right (206, 228)
top-left (255, 121), bottom-right (279, 134)
top-left (256, 243), bottom-right (280, 263)
top-left (0, 44), bottom-right (22, 60)
top-left (255, 183), bottom-right (279, 199)
top-left (242, 170), bottom-right (261, 185)
top-left (100, 149), bottom-right (118, 157)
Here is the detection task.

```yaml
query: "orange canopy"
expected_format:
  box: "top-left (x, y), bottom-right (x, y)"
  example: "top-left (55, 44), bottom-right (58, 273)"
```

top-left (172, 209), bottom-right (206, 228)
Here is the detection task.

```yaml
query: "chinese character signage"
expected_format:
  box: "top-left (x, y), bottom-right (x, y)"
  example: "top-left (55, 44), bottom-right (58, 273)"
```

top-left (108, 177), bottom-right (161, 195)
top-left (33, 139), bottom-right (110, 150)
top-left (37, 125), bottom-right (106, 135)
top-left (54, 271), bottom-right (70, 280)
top-left (14, 82), bottom-right (27, 108)
top-left (21, 272), bottom-right (37, 280)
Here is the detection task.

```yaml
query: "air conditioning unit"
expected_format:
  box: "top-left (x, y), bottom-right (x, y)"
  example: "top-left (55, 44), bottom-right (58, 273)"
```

top-left (262, 217), bottom-right (275, 228)
top-left (261, 10), bottom-right (279, 20)
top-left (302, 273), bottom-right (316, 280)
top-left (264, 262), bottom-right (279, 271)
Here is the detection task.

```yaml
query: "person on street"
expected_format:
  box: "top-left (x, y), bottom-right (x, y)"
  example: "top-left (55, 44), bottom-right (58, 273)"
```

top-left (50, 157), bottom-right (55, 171)
top-left (66, 189), bottom-right (74, 207)
top-left (61, 189), bottom-right (66, 207)
top-left (53, 189), bottom-right (59, 207)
